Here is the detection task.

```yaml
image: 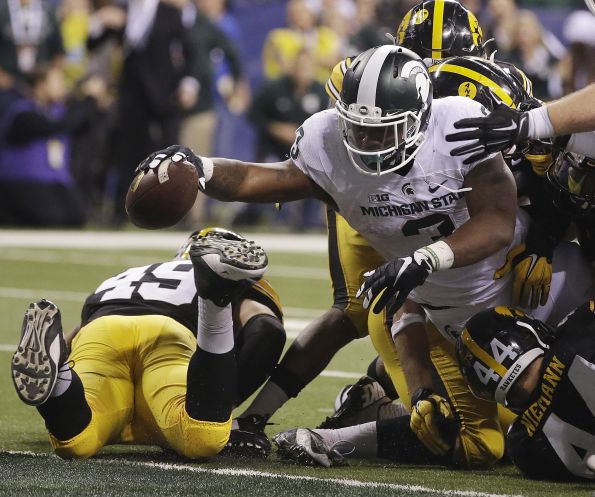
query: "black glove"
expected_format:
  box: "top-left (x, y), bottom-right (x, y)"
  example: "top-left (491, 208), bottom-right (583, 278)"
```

top-left (356, 253), bottom-right (433, 316)
top-left (135, 145), bottom-right (206, 191)
top-left (445, 104), bottom-right (530, 165)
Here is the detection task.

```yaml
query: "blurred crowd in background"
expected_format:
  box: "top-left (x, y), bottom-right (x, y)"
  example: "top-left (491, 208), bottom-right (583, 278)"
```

top-left (0, 0), bottom-right (593, 230)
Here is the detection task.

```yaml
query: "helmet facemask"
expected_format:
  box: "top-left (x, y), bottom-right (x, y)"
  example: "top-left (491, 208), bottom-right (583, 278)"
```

top-left (336, 96), bottom-right (427, 176)
top-left (337, 45), bottom-right (432, 176)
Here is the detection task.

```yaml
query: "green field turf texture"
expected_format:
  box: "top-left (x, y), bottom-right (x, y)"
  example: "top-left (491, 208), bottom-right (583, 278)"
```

top-left (0, 245), bottom-right (593, 497)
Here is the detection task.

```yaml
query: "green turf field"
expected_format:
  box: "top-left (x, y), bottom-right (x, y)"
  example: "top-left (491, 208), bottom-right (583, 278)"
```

top-left (0, 234), bottom-right (592, 497)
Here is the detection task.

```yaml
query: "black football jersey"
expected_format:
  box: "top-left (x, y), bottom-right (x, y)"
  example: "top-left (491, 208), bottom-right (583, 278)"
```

top-left (81, 261), bottom-right (199, 333)
top-left (507, 301), bottom-right (595, 480)
top-left (81, 261), bottom-right (283, 335)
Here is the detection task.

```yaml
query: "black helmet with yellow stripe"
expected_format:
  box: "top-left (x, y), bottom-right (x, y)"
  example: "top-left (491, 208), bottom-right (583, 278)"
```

top-left (456, 307), bottom-right (555, 412)
top-left (496, 60), bottom-right (534, 100)
top-left (397, 0), bottom-right (484, 62)
top-left (429, 56), bottom-right (528, 111)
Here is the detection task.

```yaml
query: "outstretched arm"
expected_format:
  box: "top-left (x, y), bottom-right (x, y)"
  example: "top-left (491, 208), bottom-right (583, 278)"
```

top-left (207, 158), bottom-right (325, 203)
top-left (136, 146), bottom-right (336, 206)
top-left (446, 86), bottom-right (595, 162)
top-left (546, 84), bottom-right (595, 135)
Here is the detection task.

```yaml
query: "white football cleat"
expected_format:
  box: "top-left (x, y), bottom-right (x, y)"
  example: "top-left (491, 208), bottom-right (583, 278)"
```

top-left (189, 231), bottom-right (268, 306)
top-left (12, 299), bottom-right (69, 406)
top-left (273, 428), bottom-right (350, 467)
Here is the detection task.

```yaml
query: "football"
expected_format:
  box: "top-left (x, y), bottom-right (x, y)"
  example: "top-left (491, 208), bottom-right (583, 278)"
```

top-left (125, 158), bottom-right (199, 229)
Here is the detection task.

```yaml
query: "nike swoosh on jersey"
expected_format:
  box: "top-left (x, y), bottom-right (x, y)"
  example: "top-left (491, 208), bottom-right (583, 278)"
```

top-left (428, 180), bottom-right (448, 194)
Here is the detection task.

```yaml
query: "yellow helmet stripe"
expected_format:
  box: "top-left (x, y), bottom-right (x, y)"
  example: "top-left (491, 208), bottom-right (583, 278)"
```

top-left (519, 69), bottom-right (533, 96)
top-left (461, 328), bottom-right (507, 377)
top-left (429, 63), bottom-right (515, 108)
top-left (397, 8), bottom-right (413, 44)
top-left (431, 0), bottom-right (445, 60)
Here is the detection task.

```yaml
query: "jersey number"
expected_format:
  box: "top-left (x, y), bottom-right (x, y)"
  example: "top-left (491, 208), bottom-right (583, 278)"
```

top-left (473, 338), bottom-right (518, 385)
top-left (543, 355), bottom-right (595, 477)
top-left (290, 126), bottom-right (304, 160)
top-left (402, 213), bottom-right (456, 241)
top-left (95, 262), bottom-right (195, 305)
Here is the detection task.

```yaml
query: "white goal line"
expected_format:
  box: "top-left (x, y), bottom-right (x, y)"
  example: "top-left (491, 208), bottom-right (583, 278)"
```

top-left (0, 450), bottom-right (527, 497)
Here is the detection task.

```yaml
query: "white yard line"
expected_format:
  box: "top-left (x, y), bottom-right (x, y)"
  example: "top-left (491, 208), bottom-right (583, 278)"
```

top-left (0, 287), bottom-right (326, 321)
top-left (0, 450), bottom-right (527, 497)
top-left (0, 250), bottom-right (329, 279)
top-left (0, 230), bottom-right (327, 253)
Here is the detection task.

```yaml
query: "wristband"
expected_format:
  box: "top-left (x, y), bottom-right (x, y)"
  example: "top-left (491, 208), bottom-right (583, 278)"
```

top-left (527, 106), bottom-right (555, 140)
top-left (415, 240), bottom-right (454, 271)
top-left (410, 387), bottom-right (435, 407)
top-left (391, 312), bottom-right (426, 339)
top-left (201, 156), bottom-right (214, 182)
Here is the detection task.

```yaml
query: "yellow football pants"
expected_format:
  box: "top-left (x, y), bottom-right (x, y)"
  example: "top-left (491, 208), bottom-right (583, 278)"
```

top-left (50, 314), bottom-right (231, 459)
top-left (328, 210), bottom-right (514, 467)
top-left (327, 208), bottom-right (384, 337)
top-left (369, 309), bottom-right (510, 468)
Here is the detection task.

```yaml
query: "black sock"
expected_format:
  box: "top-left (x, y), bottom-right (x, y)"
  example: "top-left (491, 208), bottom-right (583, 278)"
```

top-left (235, 314), bottom-right (286, 405)
top-left (366, 356), bottom-right (398, 400)
top-left (36, 371), bottom-right (91, 441)
top-left (185, 347), bottom-right (237, 422)
top-left (268, 363), bottom-right (308, 399)
top-left (376, 416), bottom-right (451, 465)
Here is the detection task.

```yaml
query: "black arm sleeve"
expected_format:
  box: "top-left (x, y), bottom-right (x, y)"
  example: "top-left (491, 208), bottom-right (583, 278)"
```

top-left (523, 173), bottom-right (572, 250)
top-left (507, 421), bottom-right (576, 481)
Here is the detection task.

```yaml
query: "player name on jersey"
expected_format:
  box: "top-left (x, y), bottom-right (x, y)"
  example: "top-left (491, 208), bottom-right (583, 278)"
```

top-left (520, 355), bottom-right (565, 437)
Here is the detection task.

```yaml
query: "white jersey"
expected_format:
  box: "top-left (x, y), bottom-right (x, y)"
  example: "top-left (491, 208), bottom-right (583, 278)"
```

top-left (292, 96), bottom-right (528, 336)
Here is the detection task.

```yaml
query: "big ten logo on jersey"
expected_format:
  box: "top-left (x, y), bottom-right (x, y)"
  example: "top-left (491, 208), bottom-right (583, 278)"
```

top-left (368, 193), bottom-right (390, 204)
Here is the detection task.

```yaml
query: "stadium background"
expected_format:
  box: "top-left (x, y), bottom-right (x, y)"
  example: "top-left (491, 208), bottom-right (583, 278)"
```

top-left (1, 1), bottom-right (595, 496)
top-left (202, 0), bottom-right (584, 162)
top-left (0, 0), bottom-right (592, 230)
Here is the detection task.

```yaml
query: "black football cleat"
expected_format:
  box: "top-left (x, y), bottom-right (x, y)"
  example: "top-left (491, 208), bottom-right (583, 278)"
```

top-left (12, 299), bottom-right (69, 406)
top-left (273, 428), bottom-right (351, 467)
top-left (219, 415), bottom-right (272, 459)
top-left (189, 232), bottom-right (268, 306)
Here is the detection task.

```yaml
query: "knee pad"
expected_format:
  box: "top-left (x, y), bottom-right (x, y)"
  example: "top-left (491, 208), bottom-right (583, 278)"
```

top-left (458, 425), bottom-right (505, 468)
top-left (241, 314), bottom-right (286, 351)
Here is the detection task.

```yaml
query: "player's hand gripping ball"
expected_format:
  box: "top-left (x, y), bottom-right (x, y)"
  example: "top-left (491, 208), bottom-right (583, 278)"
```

top-left (126, 148), bottom-right (199, 229)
